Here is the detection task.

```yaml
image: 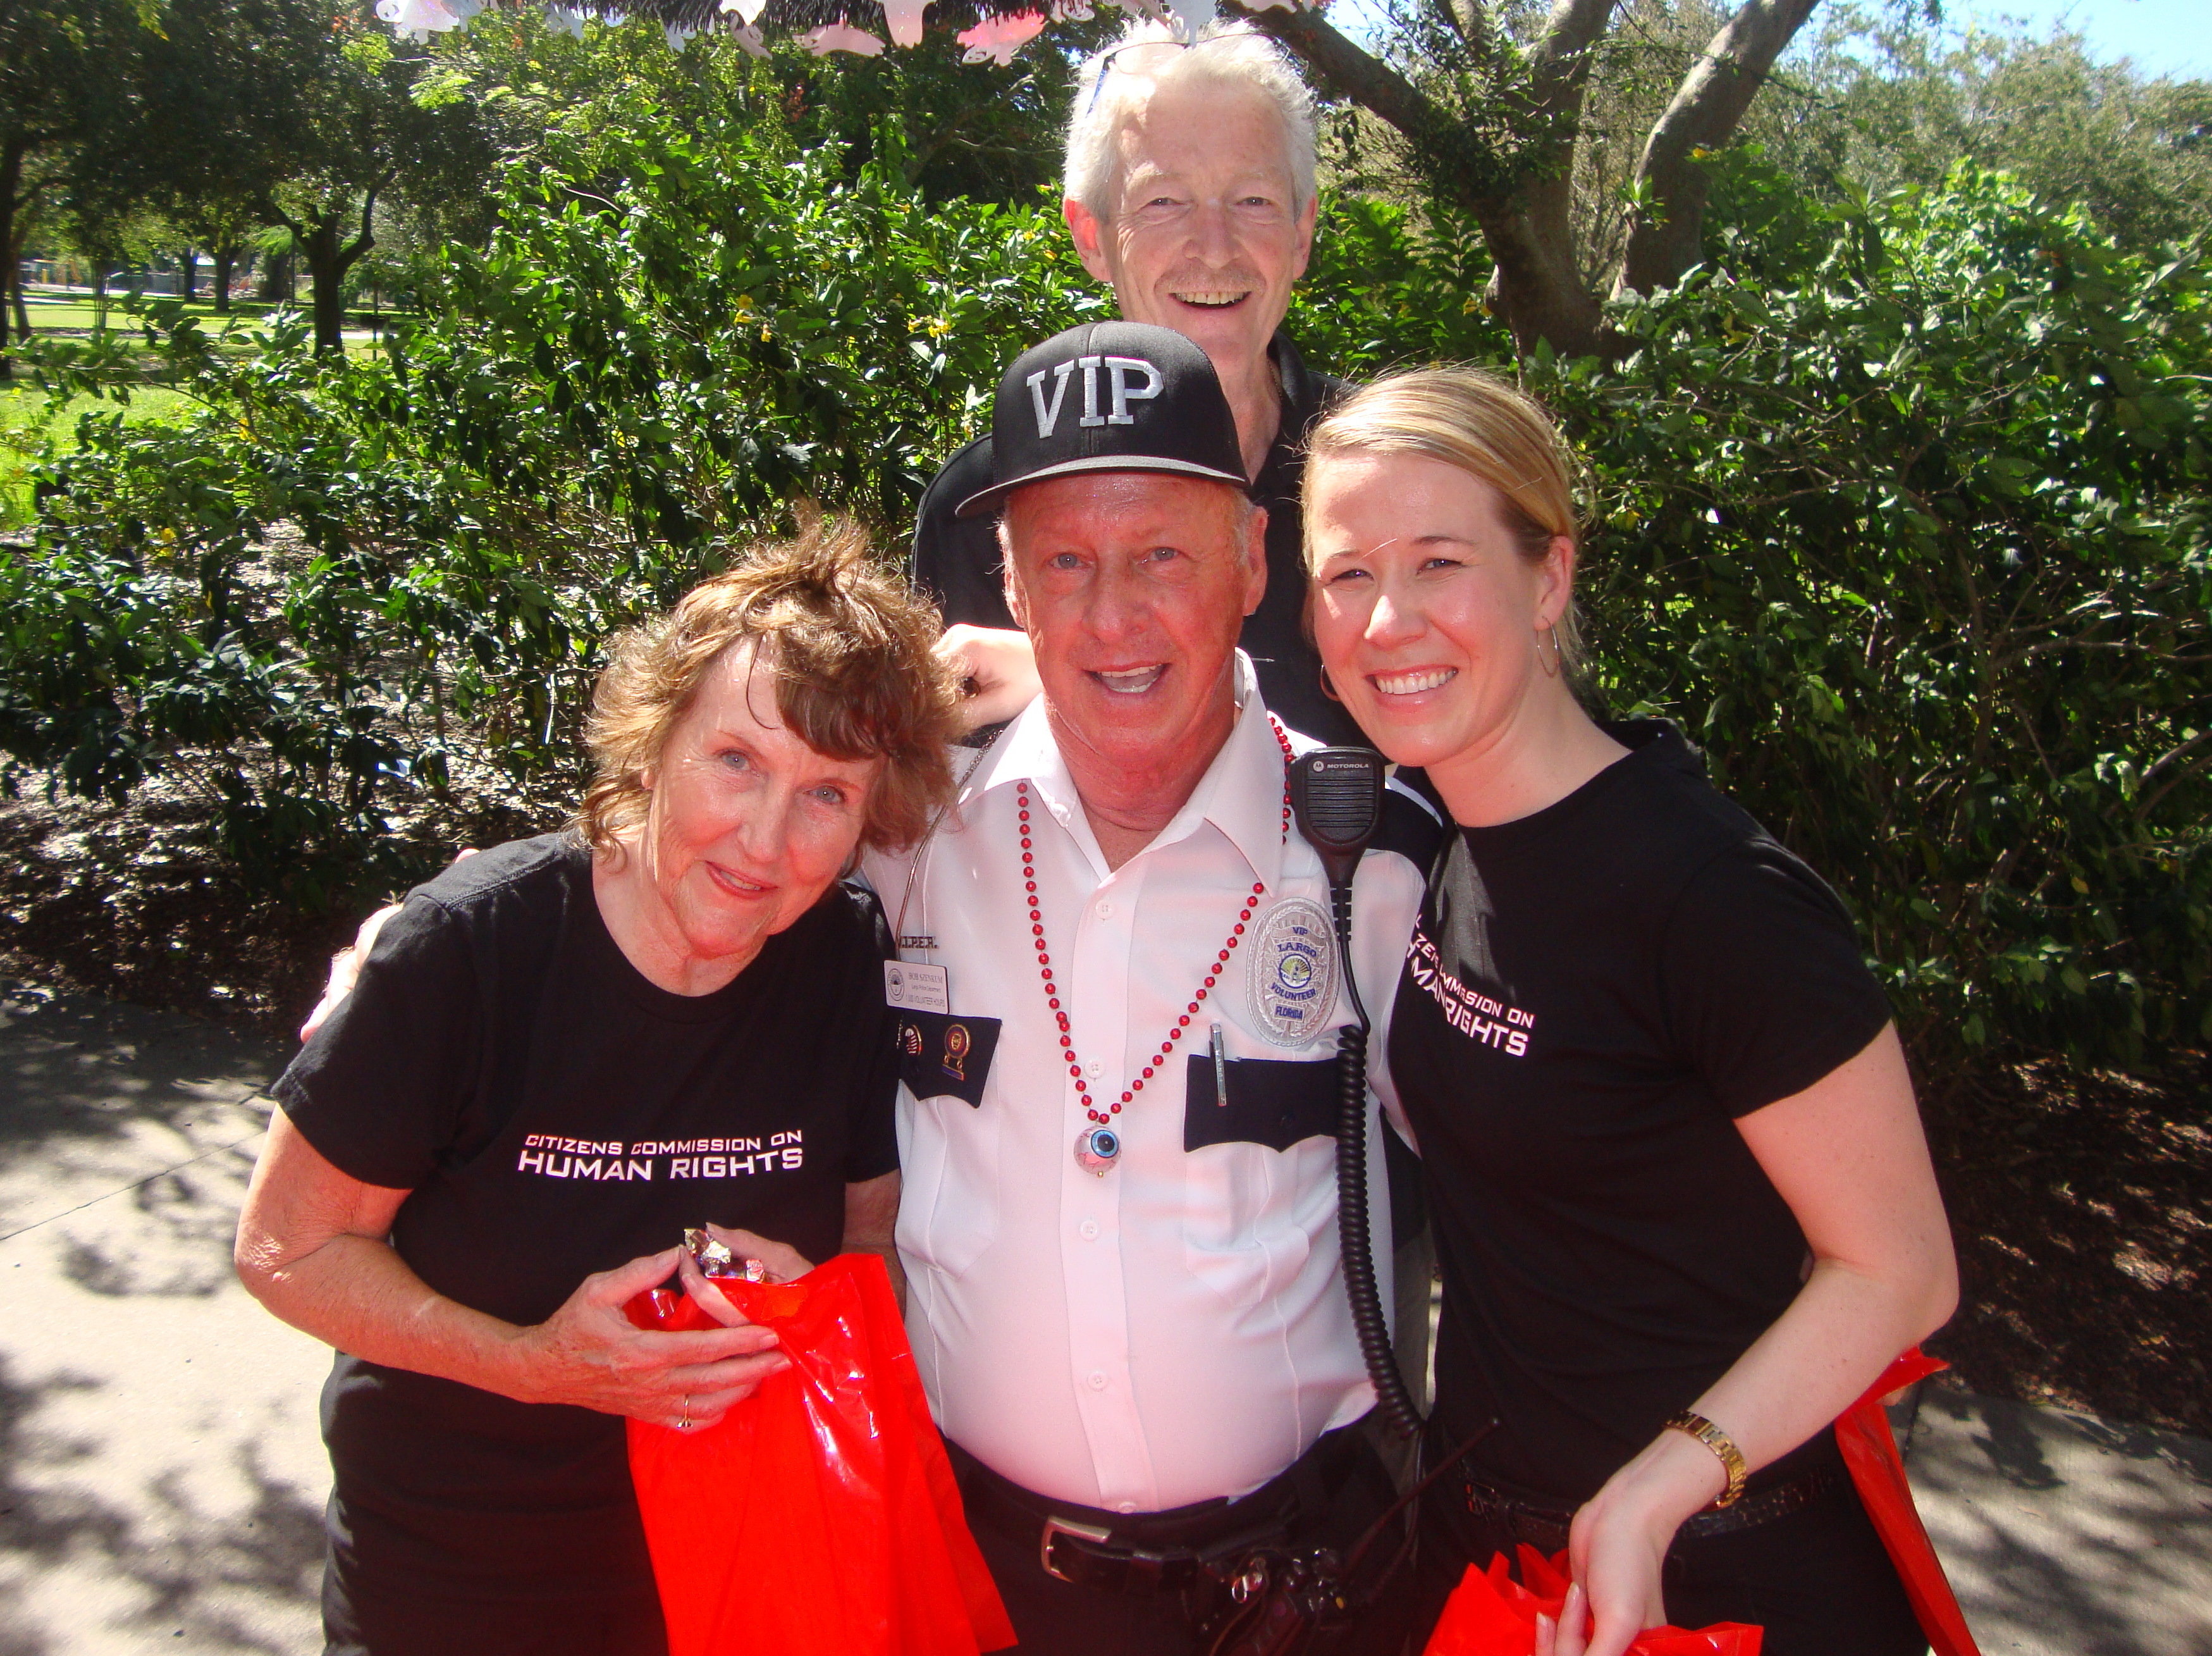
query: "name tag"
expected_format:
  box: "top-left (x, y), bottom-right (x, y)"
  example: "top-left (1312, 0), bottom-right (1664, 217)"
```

top-left (884, 960), bottom-right (950, 1014)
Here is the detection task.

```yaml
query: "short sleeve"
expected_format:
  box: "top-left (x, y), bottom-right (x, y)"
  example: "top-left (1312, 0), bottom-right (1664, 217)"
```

top-left (841, 886), bottom-right (902, 1184)
top-left (273, 894), bottom-right (481, 1189)
top-left (1659, 841), bottom-right (1892, 1118)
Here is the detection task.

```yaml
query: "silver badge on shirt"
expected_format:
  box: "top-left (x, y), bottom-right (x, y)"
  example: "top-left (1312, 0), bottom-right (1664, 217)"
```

top-left (1246, 896), bottom-right (1339, 1047)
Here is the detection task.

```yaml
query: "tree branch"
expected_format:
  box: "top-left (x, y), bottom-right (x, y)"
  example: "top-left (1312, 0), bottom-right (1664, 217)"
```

top-left (1525, 0), bottom-right (1622, 121)
top-left (1225, 1), bottom-right (1441, 144)
top-left (1618, 0), bottom-right (1822, 294)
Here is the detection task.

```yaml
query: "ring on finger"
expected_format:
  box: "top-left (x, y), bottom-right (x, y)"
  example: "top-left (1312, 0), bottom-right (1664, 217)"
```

top-left (678, 1394), bottom-right (692, 1432)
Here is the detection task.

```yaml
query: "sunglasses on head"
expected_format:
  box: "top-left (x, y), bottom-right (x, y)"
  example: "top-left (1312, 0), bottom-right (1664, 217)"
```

top-left (1083, 31), bottom-right (1248, 113)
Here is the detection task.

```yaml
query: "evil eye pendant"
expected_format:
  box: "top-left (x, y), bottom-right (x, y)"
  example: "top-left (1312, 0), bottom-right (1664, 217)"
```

top-left (1074, 1126), bottom-right (1121, 1177)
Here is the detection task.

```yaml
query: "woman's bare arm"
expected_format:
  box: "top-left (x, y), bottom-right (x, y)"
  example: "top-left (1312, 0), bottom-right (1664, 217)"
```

top-left (843, 1170), bottom-right (904, 1307)
top-left (1548, 1024), bottom-right (1958, 1656)
top-left (235, 1110), bottom-right (790, 1429)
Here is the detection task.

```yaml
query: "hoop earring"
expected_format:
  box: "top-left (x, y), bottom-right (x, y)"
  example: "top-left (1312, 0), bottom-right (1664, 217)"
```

top-left (1535, 624), bottom-right (1563, 679)
top-left (1319, 665), bottom-right (1343, 703)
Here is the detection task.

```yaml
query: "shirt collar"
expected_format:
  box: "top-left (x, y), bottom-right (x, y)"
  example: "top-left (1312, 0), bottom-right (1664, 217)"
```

top-left (1268, 331), bottom-right (1334, 433)
top-left (973, 653), bottom-right (1288, 891)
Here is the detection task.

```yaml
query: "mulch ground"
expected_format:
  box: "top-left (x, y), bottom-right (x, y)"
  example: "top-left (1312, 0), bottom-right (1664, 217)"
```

top-left (1922, 1054), bottom-right (2209, 1436)
top-left (1, 784), bottom-right (2204, 1439)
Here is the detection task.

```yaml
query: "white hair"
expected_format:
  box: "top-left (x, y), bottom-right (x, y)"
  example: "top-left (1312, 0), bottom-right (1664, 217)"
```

top-left (1063, 20), bottom-right (1318, 221)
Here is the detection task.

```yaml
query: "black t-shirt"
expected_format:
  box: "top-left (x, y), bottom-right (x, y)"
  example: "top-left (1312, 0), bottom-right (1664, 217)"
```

top-left (1386, 723), bottom-right (1893, 1505)
top-left (909, 330), bottom-right (1363, 747)
top-left (276, 834), bottom-right (899, 1605)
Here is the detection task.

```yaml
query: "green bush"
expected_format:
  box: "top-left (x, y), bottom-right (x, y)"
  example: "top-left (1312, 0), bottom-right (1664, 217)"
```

top-left (4, 106), bottom-right (1100, 905)
top-left (1549, 167), bottom-right (2209, 1070)
top-left (1, 109), bottom-right (2204, 1075)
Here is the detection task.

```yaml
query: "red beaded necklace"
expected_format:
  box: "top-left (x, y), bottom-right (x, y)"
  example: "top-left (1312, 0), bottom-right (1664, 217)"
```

top-left (1017, 715), bottom-right (1296, 1130)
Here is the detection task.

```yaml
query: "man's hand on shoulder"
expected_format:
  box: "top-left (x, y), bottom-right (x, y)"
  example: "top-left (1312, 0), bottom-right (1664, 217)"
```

top-left (938, 625), bottom-right (1040, 732)
top-left (299, 849), bottom-right (479, 1043)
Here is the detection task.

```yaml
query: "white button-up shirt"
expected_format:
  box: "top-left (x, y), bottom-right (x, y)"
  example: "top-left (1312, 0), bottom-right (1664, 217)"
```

top-left (861, 658), bottom-right (1428, 1512)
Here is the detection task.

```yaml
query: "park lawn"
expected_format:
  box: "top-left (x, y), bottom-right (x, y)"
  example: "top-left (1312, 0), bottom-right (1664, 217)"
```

top-left (20, 292), bottom-right (401, 343)
top-left (0, 383), bottom-right (198, 531)
top-left (19, 292), bottom-right (305, 338)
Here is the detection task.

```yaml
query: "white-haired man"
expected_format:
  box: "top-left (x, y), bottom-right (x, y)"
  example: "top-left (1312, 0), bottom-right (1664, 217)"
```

top-left (914, 22), bottom-right (1362, 748)
top-left (874, 319), bottom-right (1438, 1653)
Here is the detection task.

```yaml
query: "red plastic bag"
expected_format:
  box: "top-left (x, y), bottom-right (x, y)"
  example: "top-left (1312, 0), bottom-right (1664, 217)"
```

top-left (1833, 1348), bottom-right (1981, 1656)
top-left (1424, 1545), bottom-right (1761, 1655)
top-left (624, 1252), bottom-right (1015, 1656)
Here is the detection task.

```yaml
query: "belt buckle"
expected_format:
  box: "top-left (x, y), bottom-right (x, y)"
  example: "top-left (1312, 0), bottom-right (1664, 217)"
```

top-left (1040, 1514), bottom-right (1115, 1583)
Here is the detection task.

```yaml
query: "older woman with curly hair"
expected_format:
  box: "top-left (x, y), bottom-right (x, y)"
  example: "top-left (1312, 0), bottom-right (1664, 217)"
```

top-left (236, 520), bottom-right (962, 1656)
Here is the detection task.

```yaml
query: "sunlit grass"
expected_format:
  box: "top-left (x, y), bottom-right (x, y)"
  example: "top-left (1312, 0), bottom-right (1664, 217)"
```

top-left (2, 292), bottom-right (400, 528)
top-left (0, 383), bottom-right (198, 532)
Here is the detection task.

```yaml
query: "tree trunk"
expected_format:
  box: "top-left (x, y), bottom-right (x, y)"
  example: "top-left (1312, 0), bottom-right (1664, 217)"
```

top-left (0, 138), bottom-right (23, 377)
top-left (1229, 0), bottom-right (1625, 360)
top-left (1618, 0), bottom-right (1822, 294)
top-left (295, 192), bottom-right (377, 355)
top-left (213, 245), bottom-right (235, 313)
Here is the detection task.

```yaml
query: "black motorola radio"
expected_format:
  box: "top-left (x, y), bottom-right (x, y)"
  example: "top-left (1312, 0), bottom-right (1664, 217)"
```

top-left (1287, 748), bottom-right (1420, 1442)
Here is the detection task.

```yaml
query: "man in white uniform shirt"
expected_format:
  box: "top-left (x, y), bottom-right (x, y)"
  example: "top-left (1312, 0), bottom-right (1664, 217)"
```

top-left (866, 320), bottom-right (1435, 1653)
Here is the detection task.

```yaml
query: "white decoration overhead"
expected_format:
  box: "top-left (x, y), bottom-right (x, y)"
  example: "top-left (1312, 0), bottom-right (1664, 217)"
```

top-left (802, 22), bottom-right (888, 54)
top-left (718, 0), bottom-right (769, 22)
top-left (955, 9), bottom-right (1047, 65)
top-left (882, 0), bottom-right (933, 47)
top-left (374, 0), bottom-right (459, 41)
top-left (730, 21), bottom-right (770, 54)
top-left (1052, 0), bottom-right (1093, 18)
top-left (544, 3), bottom-right (586, 34)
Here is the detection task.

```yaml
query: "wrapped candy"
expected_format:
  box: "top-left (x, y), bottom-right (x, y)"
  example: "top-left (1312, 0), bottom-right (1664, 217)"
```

top-left (1425, 1547), bottom-right (1760, 1656)
top-left (626, 1252), bottom-right (1013, 1656)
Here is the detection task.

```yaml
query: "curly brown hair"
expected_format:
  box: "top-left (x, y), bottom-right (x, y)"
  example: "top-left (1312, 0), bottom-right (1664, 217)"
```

top-left (577, 516), bottom-right (959, 858)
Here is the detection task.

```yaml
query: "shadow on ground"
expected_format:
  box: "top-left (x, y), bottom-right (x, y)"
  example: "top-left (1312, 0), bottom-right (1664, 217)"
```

top-left (1909, 1385), bottom-right (2212, 1656)
top-left (0, 1356), bottom-right (325, 1655)
top-left (1926, 1051), bottom-right (2211, 1436)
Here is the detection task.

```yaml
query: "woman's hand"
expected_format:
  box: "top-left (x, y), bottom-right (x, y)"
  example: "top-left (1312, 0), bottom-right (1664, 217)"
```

top-left (1542, 1426), bottom-right (1728, 1656)
top-left (937, 624), bottom-right (1039, 731)
top-left (300, 849), bottom-right (478, 1042)
top-left (238, 1117), bottom-right (788, 1432)
top-left (674, 1224), bottom-right (817, 1328)
top-left (508, 1245), bottom-right (791, 1431)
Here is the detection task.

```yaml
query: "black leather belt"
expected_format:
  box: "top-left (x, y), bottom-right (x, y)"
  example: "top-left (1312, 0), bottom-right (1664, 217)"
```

top-left (951, 1430), bottom-right (1356, 1597)
top-left (1459, 1463), bottom-right (1846, 1554)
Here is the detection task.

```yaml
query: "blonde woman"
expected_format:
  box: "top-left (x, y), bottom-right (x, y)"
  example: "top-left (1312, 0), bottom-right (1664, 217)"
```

top-left (236, 523), bottom-right (960, 1656)
top-left (1300, 369), bottom-right (1956, 1656)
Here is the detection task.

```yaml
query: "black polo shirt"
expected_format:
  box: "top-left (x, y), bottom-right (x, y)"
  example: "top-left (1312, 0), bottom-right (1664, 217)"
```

top-left (909, 331), bottom-right (1361, 747)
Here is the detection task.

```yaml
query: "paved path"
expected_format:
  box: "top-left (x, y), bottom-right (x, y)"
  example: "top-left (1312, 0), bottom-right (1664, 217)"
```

top-left (0, 983), bottom-right (326, 1655)
top-left (0, 981), bottom-right (2206, 1653)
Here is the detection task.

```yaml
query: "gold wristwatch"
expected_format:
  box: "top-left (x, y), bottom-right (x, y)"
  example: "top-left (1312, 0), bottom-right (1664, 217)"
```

top-left (1664, 1410), bottom-right (1748, 1509)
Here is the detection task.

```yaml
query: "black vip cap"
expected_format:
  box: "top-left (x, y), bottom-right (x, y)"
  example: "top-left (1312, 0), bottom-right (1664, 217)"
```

top-left (953, 321), bottom-right (1250, 519)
